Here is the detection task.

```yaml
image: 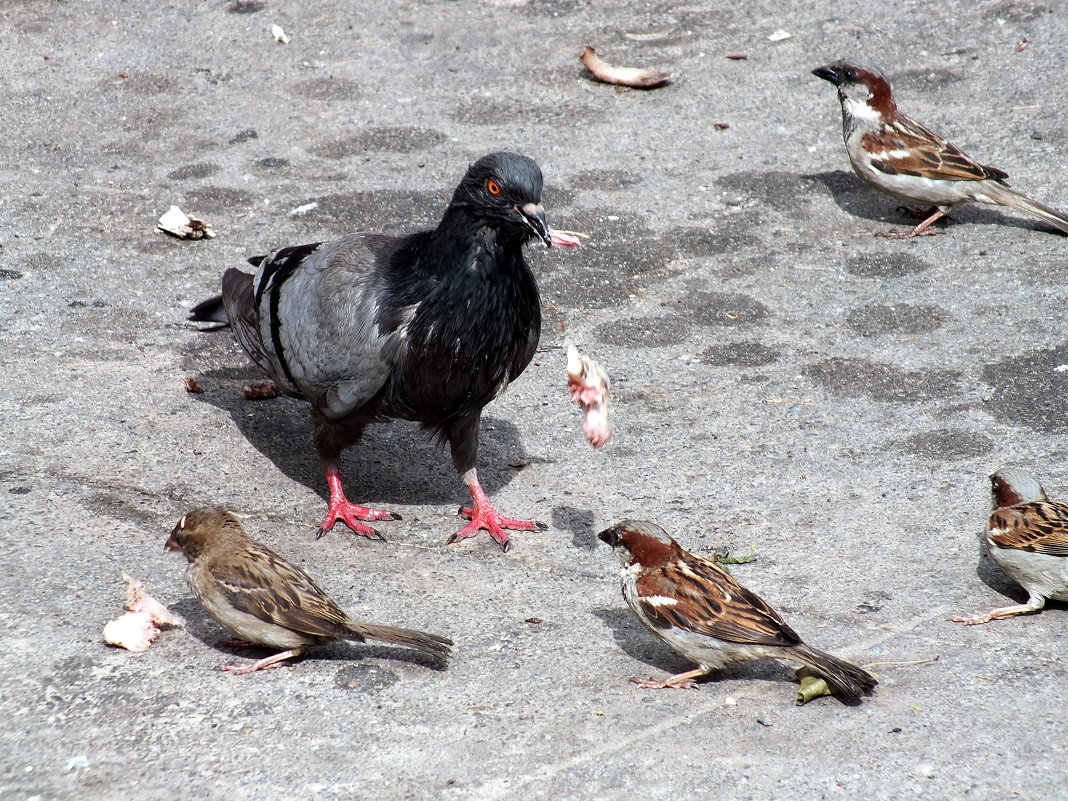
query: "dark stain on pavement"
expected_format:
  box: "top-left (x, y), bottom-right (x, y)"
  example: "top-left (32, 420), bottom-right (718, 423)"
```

top-left (981, 345), bottom-right (1068, 432)
top-left (896, 429), bottom-right (995, 460)
top-left (673, 290), bottom-right (771, 327)
top-left (595, 314), bottom-right (690, 348)
top-left (701, 341), bottom-right (781, 367)
top-left (803, 357), bottom-right (961, 402)
top-left (310, 126), bottom-right (448, 157)
top-left (846, 304), bottom-right (949, 336)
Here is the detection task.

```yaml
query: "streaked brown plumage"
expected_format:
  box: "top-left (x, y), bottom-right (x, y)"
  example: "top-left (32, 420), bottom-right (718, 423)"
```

top-left (813, 59), bottom-right (1068, 238)
top-left (599, 520), bottom-right (877, 702)
top-left (166, 508), bottom-right (452, 673)
top-left (953, 469), bottom-right (1068, 625)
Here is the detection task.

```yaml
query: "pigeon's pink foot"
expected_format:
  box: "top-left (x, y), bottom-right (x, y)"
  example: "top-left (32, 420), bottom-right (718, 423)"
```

top-left (316, 469), bottom-right (398, 540)
top-left (447, 481), bottom-right (546, 551)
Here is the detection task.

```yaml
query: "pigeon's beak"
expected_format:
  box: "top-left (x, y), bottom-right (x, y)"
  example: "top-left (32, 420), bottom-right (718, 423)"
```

top-left (812, 63), bottom-right (842, 86)
top-left (519, 202), bottom-right (552, 248)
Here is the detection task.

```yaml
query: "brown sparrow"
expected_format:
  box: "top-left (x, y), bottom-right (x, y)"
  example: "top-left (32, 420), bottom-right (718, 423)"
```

top-left (599, 520), bottom-right (877, 701)
top-left (166, 508), bottom-right (452, 673)
top-left (953, 469), bottom-right (1068, 625)
top-left (813, 59), bottom-right (1068, 238)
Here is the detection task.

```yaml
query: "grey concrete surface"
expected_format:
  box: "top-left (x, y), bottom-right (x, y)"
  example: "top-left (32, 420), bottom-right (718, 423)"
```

top-left (2, 1), bottom-right (1067, 799)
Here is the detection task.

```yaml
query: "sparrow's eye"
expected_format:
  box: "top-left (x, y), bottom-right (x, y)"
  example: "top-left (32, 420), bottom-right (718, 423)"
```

top-left (178, 516), bottom-right (187, 529)
top-left (486, 179), bottom-right (502, 196)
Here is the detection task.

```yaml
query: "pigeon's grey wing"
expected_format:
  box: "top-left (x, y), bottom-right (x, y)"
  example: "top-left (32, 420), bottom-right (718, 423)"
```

top-left (219, 267), bottom-right (274, 376)
top-left (254, 233), bottom-right (403, 420)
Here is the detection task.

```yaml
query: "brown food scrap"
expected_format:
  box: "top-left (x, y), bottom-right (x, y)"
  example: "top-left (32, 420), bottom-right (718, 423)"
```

top-left (725, 53), bottom-right (748, 60)
top-left (157, 205), bottom-right (215, 240)
top-left (566, 343), bottom-right (611, 448)
top-left (1015, 38), bottom-right (1030, 52)
top-left (243, 380), bottom-right (281, 399)
top-left (184, 376), bottom-right (204, 393)
top-left (580, 46), bottom-right (671, 89)
top-left (713, 122), bottom-right (730, 130)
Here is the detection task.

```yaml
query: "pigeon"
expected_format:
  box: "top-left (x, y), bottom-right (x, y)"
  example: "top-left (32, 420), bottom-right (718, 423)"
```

top-left (166, 508), bottom-right (452, 673)
top-left (189, 152), bottom-right (578, 550)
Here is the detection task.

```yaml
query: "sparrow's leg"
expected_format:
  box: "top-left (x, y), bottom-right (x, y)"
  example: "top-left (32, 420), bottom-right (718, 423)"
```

top-left (951, 591), bottom-right (1046, 625)
top-left (316, 459), bottom-right (395, 540)
top-left (631, 668), bottom-right (708, 690)
top-left (880, 208), bottom-right (946, 239)
top-left (448, 469), bottom-right (547, 551)
top-left (220, 648), bottom-right (304, 674)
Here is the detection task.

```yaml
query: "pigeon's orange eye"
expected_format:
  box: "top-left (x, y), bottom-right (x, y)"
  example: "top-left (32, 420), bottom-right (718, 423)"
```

top-left (487, 179), bottom-right (502, 196)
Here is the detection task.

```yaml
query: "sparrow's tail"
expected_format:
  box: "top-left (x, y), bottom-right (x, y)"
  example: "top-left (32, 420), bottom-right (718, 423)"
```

top-left (791, 644), bottom-right (877, 703)
top-left (345, 621), bottom-right (453, 661)
top-left (981, 182), bottom-right (1068, 235)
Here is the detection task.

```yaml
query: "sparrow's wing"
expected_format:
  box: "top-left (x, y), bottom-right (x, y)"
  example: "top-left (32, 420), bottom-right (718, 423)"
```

top-left (207, 543), bottom-right (352, 638)
top-left (636, 557), bottom-right (802, 647)
top-left (990, 501), bottom-right (1068, 556)
top-left (862, 117), bottom-right (1009, 182)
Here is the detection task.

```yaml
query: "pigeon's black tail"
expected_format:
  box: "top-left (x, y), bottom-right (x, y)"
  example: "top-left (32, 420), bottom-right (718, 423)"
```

top-left (188, 294), bottom-right (229, 328)
top-left (791, 644), bottom-right (878, 703)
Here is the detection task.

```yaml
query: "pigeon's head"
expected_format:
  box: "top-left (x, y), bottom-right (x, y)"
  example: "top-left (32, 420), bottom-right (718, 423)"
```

top-left (452, 151), bottom-right (553, 247)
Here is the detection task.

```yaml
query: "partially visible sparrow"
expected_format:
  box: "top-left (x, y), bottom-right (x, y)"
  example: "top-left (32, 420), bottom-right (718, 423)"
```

top-left (166, 508), bottom-right (452, 673)
top-left (599, 520), bottom-right (877, 702)
top-left (813, 59), bottom-right (1068, 238)
top-left (953, 469), bottom-right (1068, 625)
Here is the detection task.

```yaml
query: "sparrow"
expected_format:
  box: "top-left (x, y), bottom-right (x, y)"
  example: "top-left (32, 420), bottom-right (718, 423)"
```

top-left (189, 152), bottom-right (579, 551)
top-left (953, 469), bottom-right (1068, 625)
top-left (165, 508), bottom-right (452, 673)
top-left (813, 59), bottom-right (1068, 238)
top-left (598, 520), bottom-right (877, 701)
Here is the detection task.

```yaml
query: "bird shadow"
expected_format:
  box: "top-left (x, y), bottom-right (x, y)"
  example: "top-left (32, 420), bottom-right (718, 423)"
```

top-left (591, 607), bottom-right (794, 689)
top-left (974, 554), bottom-right (1025, 601)
top-left (805, 169), bottom-right (1064, 234)
top-left (186, 364), bottom-right (533, 509)
top-left (552, 505), bottom-right (597, 550)
top-left (168, 597), bottom-right (448, 671)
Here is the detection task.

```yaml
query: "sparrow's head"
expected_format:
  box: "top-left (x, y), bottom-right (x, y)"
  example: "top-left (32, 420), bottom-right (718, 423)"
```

top-left (166, 507), bottom-right (247, 561)
top-left (990, 469), bottom-right (1050, 509)
top-left (812, 59), bottom-right (896, 118)
top-left (598, 519), bottom-right (684, 569)
top-left (450, 151), bottom-right (553, 247)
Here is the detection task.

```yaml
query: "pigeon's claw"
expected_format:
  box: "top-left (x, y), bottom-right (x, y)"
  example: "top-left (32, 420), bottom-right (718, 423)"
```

top-left (448, 482), bottom-right (545, 550)
top-left (317, 466), bottom-right (396, 540)
top-left (317, 500), bottom-right (393, 541)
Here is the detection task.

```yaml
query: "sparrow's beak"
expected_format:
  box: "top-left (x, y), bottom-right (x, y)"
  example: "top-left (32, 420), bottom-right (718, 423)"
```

top-left (164, 528), bottom-right (182, 552)
top-left (597, 526), bottom-right (621, 547)
top-left (812, 64), bottom-right (843, 86)
top-left (519, 202), bottom-right (552, 248)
